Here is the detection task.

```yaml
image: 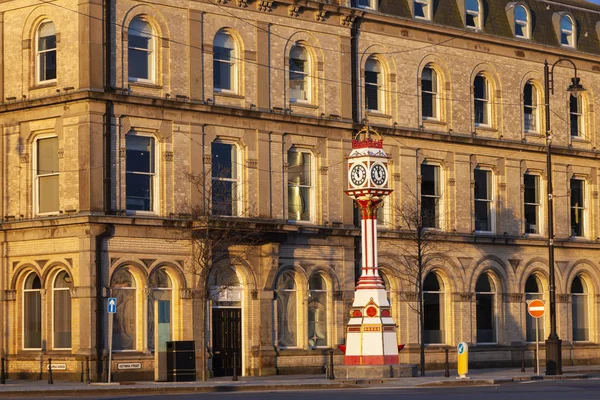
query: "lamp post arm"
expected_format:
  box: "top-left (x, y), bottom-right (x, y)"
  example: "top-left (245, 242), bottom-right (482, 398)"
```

top-left (549, 58), bottom-right (580, 95)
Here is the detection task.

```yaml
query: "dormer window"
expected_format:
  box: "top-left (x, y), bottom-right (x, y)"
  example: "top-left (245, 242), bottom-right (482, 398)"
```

top-left (357, 0), bottom-right (376, 9)
top-left (414, 0), bottom-right (431, 21)
top-left (514, 5), bottom-right (529, 39)
top-left (466, 0), bottom-right (482, 29)
top-left (561, 15), bottom-right (575, 47)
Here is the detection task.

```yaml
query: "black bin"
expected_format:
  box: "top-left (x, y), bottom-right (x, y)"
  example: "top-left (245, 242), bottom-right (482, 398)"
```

top-left (166, 340), bottom-right (196, 382)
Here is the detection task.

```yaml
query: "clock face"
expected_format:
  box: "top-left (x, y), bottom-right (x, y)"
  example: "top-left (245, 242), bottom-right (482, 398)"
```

top-left (350, 164), bottom-right (367, 187)
top-left (371, 163), bottom-right (387, 186)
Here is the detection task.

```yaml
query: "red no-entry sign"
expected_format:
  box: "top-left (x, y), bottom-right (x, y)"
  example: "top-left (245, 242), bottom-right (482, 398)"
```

top-left (528, 299), bottom-right (546, 318)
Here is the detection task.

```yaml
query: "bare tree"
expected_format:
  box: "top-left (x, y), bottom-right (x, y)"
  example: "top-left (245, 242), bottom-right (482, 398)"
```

top-left (385, 185), bottom-right (447, 376)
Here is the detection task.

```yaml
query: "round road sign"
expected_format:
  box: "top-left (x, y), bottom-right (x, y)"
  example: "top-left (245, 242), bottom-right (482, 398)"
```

top-left (527, 299), bottom-right (545, 318)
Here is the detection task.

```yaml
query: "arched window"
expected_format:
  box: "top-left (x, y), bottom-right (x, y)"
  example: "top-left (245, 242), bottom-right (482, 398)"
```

top-left (214, 30), bottom-right (237, 92)
top-left (53, 271), bottom-right (72, 349)
top-left (561, 16), bottom-right (575, 47)
top-left (23, 273), bottom-right (42, 349)
top-left (525, 275), bottom-right (544, 342)
top-left (308, 274), bottom-right (327, 348)
top-left (211, 141), bottom-right (240, 216)
top-left (380, 271), bottom-right (392, 303)
top-left (111, 268), bottom-right (137, 350)
top-left (276, 272), bottom-right (298, 347)
top-left (128, 17), bottom-right (155, 82)
top-left (570, 95), bottom-right (584, 138)
top-left (423, 272), bottom-right (445, 344)
top-left (514, 5), bottom-right (529, 39)
top-left (523, 81), bottom-right (539, 133)
top-left (475, 272), bottom-right (496, 343)
top-left (365, 56), bottom-right (384, 112)
top-left (421, 66), bottom-right (439, 120)
top-left (289, 45), bottom-right (311, 103)
top-left (147, 268), bottom-right (172, 351)
top-left (466, 0), bottom-right (482, 29)
top-left (474, 74), bottom-right (490, 126)
top-left (36, 20), bottom-right (57, 83)
top-left (571, 276), bottom-right (589, 341)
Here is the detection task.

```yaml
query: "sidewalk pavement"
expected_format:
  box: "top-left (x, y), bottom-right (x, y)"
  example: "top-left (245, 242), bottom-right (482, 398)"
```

top-left (0, 365), bottom-right (596, 398)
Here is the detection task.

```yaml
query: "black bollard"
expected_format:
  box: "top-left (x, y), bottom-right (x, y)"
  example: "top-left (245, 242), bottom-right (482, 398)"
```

top-left (444, 348), bottom-right (450, 378)
top-left (232, 352), bottom-right (238, 381)
top-left (1, 358), bottom-right (5, 384)
top-left (521, 349), bottom-right (526, 372)
top-left (533, 349), bottom-right (537, 374)
top-left (328, 350), bottom-right (335, 380)
top-left (85, 356), bottom-right (91, 383)
top-left (48, 358), bottom-right (54, 385)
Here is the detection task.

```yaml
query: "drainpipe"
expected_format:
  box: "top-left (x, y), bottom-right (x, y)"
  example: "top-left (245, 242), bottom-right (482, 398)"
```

top-left (351, 16), bottom-right (362, 124)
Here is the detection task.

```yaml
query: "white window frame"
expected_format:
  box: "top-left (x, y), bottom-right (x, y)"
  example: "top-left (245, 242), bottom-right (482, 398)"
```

top-left (561, 15), bottom-right (575, 48)
top-left (35, 20), bottom-right (57, 84)
top-left (523, 82), bottom-right (539, 133)
top-left (211, 140), bottom-right (242, 217)
top-left (523, 173), bottom-right (542, 236)
top-left (365, 56), bottom-right (384, 113)
top-left (514, 5), bottom-right (530, 39)
top-left (52, 271), bottom-right (72, 350)
top-left (111, 269), bottom-right (139, 352)
top-left (570, 95), bottom-right (585, 138)
top-left (147, 268), bottom-right (173, 352)
top-left (22, 272), bottom-right (42, 350)
top-left (125, 132), bottom-right (159, 215)
top-left (571, 276), bottom-right (590, 342)
top-left (128, 16), bottom-right (155, 83)
top-left (474, 167), bottom-right (494, 234)
top-left (465, 0), bottom-right (482, 30)
top-left (421, 162), bottom-right (443, 229)
top-left (356, 0), bottom-right (376, 10)
top-left (213, 30), bottom-right (237, 93)
top-left (474, 74), bottom-right (491, 127)
top-left (414, 0), bottom-right (432, 21)
top-left (570, 177), bottom-right (586, 238)
top-left (287, 147), bottom-right (315, 223)
top-left (289, 45), bottom-right (311, 104)
top-left (275, 271), bottom-right (300, 349)
top-left (34, 134), bottom-right (60, 216)
top-left (421, 66), bottom-right (440, 121)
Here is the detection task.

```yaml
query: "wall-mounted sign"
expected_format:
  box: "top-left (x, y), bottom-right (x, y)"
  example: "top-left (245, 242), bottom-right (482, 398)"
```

top-left (117, 362), bottom-right (142, 370)
top-left (47, 363), bottom-right (67, 370)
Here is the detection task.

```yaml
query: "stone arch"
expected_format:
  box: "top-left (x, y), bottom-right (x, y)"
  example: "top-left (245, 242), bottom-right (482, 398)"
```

top-left (122, 4), bottom-right (170, 43)
top-left (519, 258), bottom-right (551, 293)
top-left (469, 256), bottom-right (510, 293)
top-left (148, 261), bottom-right (188, 290)
top-left (11, 264), bottom-right (43, 291)
top-left (273, 263), bottom-right (309, 291)
top-left (41, 261), bottom-right (74, 288)
top-left (284, 30), bottom-right (325, 67)
top-left (21, 5), bottom-right (60, 44)
top-left (110, 261), bottom-right (148, 288)
top-left (211, 254), bottom-right (258, 292)
top-left (306, 265), bottom-right (341, 293)
top-left (565, 259), bottom-right (600, 295)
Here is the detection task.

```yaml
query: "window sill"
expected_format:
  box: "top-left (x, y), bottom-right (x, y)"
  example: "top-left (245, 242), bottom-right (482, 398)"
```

top-left (571, 136), bottom-right (589, 144)
top-left (366, 111), bottom-right (392, 119)
top-left (474, 230), bottom-right (494, 235)
top-left (474, 125), bottom-right (497, 133)
top-left (524, 131), bottom-right (542, 137)
top-left (30, 81), bottom-right (57, 91)
top-left (290, 101), bottom-right (318, 110)
top-left (422, 119), bottom-right (447, 128)
top-left (214, 91), bottom-right (244, 100)
top-left (129, 81), bottom-right (162, 90)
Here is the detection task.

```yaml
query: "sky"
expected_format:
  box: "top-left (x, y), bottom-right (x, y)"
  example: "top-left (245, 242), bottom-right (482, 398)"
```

top-left (587, 0), bottom-right (600, 5)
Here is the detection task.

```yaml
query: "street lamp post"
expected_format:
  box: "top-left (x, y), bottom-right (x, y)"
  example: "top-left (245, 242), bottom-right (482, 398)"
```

top-left (543, 58), bottom-right (584, 376)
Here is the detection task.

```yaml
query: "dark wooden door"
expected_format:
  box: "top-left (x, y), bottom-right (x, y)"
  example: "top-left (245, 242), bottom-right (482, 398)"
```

top-left (212, 308), bottom-right (241, 377)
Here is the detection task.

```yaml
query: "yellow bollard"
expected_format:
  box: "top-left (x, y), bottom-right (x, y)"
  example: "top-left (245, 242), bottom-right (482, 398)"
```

top-left (457, 342), bottom-right (469, 379)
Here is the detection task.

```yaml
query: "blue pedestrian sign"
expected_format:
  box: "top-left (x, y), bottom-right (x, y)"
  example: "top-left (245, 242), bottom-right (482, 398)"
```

top-left (107, 298), bottom-right (117, 313)
top-left (458, 342), bottom-right (465, 355)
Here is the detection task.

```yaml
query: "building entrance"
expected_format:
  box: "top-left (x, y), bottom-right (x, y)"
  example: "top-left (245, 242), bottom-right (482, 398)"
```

top-left (211, 308), bottom-right (242, 377)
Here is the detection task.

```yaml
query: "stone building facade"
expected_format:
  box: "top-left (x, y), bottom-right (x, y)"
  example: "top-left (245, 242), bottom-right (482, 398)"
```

top-left (1, 0), bottom-right (600, 380)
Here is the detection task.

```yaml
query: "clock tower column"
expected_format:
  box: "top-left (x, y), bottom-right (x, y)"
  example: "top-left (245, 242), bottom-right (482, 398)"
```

top-left (343, 124), bottom-right (399, 365)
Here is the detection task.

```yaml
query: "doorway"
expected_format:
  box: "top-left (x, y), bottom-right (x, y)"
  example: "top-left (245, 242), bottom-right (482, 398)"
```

top-left (211, 308), bottom-right (242, 377)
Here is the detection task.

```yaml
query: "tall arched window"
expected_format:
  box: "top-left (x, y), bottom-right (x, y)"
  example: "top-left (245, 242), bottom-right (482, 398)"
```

top-left (276, 272), bottom-right (298, 347)
top-left (308, 274), bottom-right (328, 348)
top-left (128, 17), bottom-right (155, 82)
top-left (561, 16), bottom-right (575, 47)
top-left (365, 56), bottom-right (384, 112)
top-left (380, 271), bottom-right (392, 303)
top-left (214, 31), bottom-right (237, 92)
top-left (111, 268), bottom-right (137, 350)
top-left (475, 272), bottom-right (496, 343)
top-left (53, 271), bottom-right (72, 349)
top-left (514, 5), bottom-right (529, 39)
top-left (421, 66), bottom-right (439, 120)
top-left (36, 20), bottom-right (57, 83)
top-left (525, 275), bottom-right (544, 342)
top-left (147, 268), bottom-right (172, 351)
top-left (23, 273), bottom-right (42, 349)
top-left (570, 95), bottom-right (584, 138)
top-left (571, 276), bottom-right (589, 342)
top-left (423, 272), bottom-right (445, 344)
top-left (474, 74), bottom-right (490, 126)
top-left (523, 81), bottom-right (539, 133)
top-left (466, 0), bottom-right (482, 29)
top-left (289, 45), bottom-right (311, 103)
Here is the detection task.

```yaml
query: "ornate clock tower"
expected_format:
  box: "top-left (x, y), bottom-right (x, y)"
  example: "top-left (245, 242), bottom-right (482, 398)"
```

top-left (344, 123), bottom-right (399, 365)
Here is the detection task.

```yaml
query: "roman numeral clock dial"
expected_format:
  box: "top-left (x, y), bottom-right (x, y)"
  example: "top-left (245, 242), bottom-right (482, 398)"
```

top-left (370, 163), bottom-right (387, 186)
top-left (349, 164), bottom-right (367, 187)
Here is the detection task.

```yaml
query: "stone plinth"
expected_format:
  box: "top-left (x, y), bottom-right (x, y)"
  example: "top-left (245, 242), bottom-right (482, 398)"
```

top-left (335, 364), bottom-right (418, 379)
